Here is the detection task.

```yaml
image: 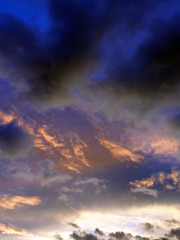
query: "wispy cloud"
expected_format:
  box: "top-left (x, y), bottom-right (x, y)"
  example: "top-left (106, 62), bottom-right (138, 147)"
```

top-left (0, 223), bottom-right (32, 236)
top-left (0, 195), bottom-right (41, 209)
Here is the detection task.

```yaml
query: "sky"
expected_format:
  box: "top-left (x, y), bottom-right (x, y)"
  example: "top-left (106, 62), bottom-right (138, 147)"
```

top-left (0, 0), bottom-right (180, 239)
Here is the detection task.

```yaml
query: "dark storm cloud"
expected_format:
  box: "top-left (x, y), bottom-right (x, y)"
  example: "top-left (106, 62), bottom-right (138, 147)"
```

top-left (109, 231), bottom-right (133, 240)
top-left (135, 236), bottom-right (150, 240)
top-left (94, 228), bottom-right (104, 236)
top-left (0, 0), bottom-right (160, 107)
top-left (0, 120), bottom-right (33, 159)
top-left (70, 231), bottom-right (98, 240)
top-left (166, 228), bottom-right (180, 240)
top-left (108, 14), bottom-right (180, 103)
top-left (69, 229), bottom-right (170, 240)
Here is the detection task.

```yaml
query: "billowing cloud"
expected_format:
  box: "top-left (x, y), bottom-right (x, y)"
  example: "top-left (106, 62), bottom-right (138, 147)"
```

top-left (0, 1), bottom-right (180, 240)
top-left (0, 0), bottom-right (161, 109)
top-left (109, 231), bottom-right (133, 240)
top-left (70, 231), bottom-right (98, 240)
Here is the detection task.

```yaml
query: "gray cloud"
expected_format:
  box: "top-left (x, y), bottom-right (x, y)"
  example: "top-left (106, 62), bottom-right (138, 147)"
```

top-left (0, 0), bottom-right (161, 109)
top-left (94, 228), bottom-right (104, 236)
top-left (0, 120), bottom-right (33, 159)
top-left (109, 231), bottom-right (133, 240)
top-left (166, 228), bottom-right (180, 240)
top-left (54, 234), bottom-right (63, 240)
top-left (141, 222), bottom-right (155, 232)
top-left (69, 223), bottom-right (80, 229)
top-left (130, 187), bottom-right (158, 198)
top-left (37, 159), bottom-right (72, 186)
top-left (70, 231), bottom-right (98, 240)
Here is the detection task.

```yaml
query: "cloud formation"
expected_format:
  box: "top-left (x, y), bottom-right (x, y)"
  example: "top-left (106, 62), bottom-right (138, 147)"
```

top-left (0, 120), bottom-right (33, 159)
top-left (166, 228), bottom-right (180, 240)
top-left (0, 0), bottom-right (161, 109)
top-left (130, 186), bottom-right (158, 198)
top-left (130, 169), bottom-right (180, 193)
top-left (0, 194), bottom-right (41, 209)
top-left (0, 223), bottom-right (32, 236)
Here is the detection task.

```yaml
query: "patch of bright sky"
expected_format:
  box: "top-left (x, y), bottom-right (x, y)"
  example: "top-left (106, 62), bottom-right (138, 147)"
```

top-left (73, 205), bottom-right (180, 238)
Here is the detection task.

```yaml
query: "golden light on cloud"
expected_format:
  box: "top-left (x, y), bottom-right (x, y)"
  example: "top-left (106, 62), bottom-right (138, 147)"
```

top-left (0, 195), bottom-right (41, 210)
top-left (130, 169), bottom-right (180, 191)
top-left (99, 139), bottom-right (143, 163)
top-left (0, 223), bottom-right (32, 236)
top-left (150, 137), bottom-right (179, 156)
top-left (0, 110), bottom-right (17, 124)
top-left (38, 125), bottom-right (64, 148)
top-left (129, 176), bottom-right (155, 188)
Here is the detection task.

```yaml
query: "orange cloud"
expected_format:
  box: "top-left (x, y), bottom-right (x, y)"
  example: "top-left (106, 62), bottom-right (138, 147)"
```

top-left (158, 172), bottom-right (166, 185)
top-left (167, 170), bottom-right (179, 185)
top-left (0, 110), bottom-right (17, 124)
top-left (38, 125), bottom-right (63, 148)
top-left (130, 176), bottom-right (155, 188)
top-left (0, 195), bottom-right (41, 209)
top-left (0, 223), bottom-right (32, 236)
top-left (150, 137), bottom-right (179, 156)
top-left (99, 139), bottom-right (143, 163)
top-left (130, 169), bottom-right (180, 192)
top-left (61, 133), bottom-right (89, 173)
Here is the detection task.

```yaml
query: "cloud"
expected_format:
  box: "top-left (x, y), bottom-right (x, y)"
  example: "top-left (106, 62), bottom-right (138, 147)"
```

top-left (109, 231), bottom-right (133, 240)
top-left (61, 187), bottom-right (83, 193)
top-left (70, 231), bottom-right (98, 240)
top-left (129, 169), bottom-right (180, 192)
top-left (134, 236), bottom-right (150, 240)
top-left (69, 223), bottom-right (80, 229)
top-left (0, 109), bottom-right (17, 125)
top-left (74, 177), bottom-right (107, 186)
top-left (0, 194), bottom-right (41, 209)
top-left (5, 158), bottom-right (73, 188)
top-left (0, 0), bottom-right (160, 109)
top-left (98, 139), bottom-right (143, 163)
top-left (104, 15), bottom-right (180, 104)
top-left (130, 176), bottom-right (155, 188)
top-left (37, 159), bottom-right (72, 186)
top-left (94, 228), bottom-right (104, 236)
top-left (141, 223), bottom-right (155, 232)
top-left (166, 228), bottom-right (180, 240)
top-left (165, 219), bottom-right (180, 226)
top-left (0, 120), bottom-right (33, 159)
top-left (0, 223), bottom-right (32, 236)
top-left (54, 233), bottom-right (63, 240)
top-left (130, 186), bottom-right (158, 198)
